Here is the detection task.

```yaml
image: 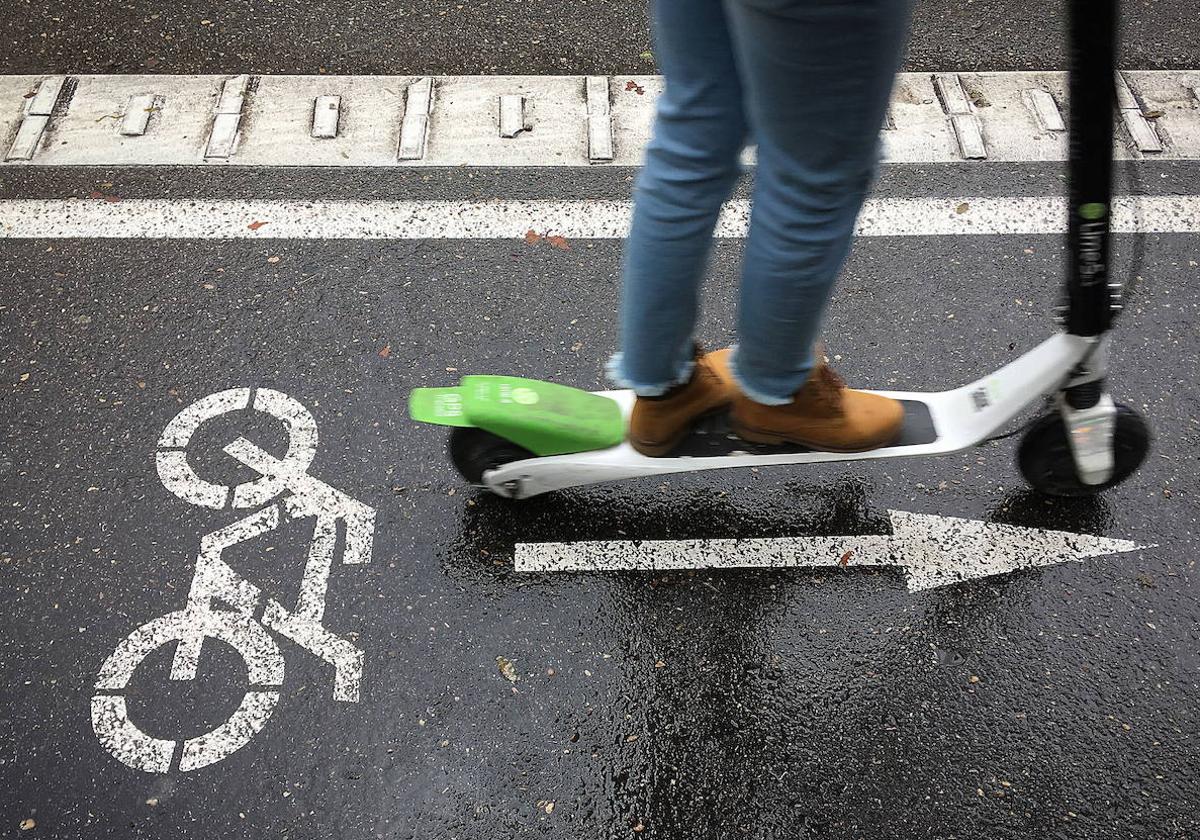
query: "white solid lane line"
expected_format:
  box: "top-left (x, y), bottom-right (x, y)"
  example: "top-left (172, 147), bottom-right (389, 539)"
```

top-left (1, 195), bottom-right (1198, 239)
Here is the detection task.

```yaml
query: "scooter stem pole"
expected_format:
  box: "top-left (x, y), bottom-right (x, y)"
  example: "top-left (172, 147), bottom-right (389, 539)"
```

top-left (1064, 0), bottom-right (1119, 338)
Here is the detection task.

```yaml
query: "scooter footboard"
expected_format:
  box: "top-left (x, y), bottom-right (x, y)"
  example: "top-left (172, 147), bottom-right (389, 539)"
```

top-left (482, 333), bottom-right (1097, 498)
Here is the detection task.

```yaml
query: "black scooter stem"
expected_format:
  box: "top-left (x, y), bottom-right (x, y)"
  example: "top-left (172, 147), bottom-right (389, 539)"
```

top-left (1064, 0), bottom-right (1119, 337)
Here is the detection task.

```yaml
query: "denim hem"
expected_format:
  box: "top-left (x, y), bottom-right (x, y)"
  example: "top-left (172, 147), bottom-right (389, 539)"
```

top-left (729, 344), bottom-right (798, 406)
top-left (606, 351), bottom-right (695, 397)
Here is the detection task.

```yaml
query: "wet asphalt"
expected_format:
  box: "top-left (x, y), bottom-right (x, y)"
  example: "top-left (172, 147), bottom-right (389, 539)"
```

top-left (2, 204), bottom-right (1199, 836)
top-left (1, 0), bottom-right (1198, 75)
top-left (3, 4), bottom-right (1200, 839)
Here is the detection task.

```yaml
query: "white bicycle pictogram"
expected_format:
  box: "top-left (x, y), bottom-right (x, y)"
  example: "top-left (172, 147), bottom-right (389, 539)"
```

top-left (91, 387), bottom-right (375, 773)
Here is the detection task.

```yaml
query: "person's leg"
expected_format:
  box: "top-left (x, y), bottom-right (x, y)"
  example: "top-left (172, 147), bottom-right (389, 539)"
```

top-left (724, 0), bottom-right (913, 404)
top-left (607, 0), bottom-right (749, 395)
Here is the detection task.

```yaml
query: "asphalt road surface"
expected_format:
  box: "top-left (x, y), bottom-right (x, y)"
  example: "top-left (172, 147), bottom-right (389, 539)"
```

top-left (1, 0), bottom-right (1198, 75)
top-left (3, 6), bottom-right (1200, 840)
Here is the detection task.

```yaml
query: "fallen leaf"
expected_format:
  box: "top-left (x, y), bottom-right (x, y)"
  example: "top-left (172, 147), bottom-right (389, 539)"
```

top-left (1144, 109), bottom-right (1163, 119)
top-left (639, 50), bottom-right (654, 61)
top-left (19, 819), bottom-right (35, 831)
top-left (247, 220), bottom-right (268, 231)
top-left (839, 550), bottom-right (852, 567)
top-left (624, 80), bottom-right (645, 96)
top-left (956, 202), bottom-right (970, 214)
top-left (20, 373), bottom-right (30, 382)
top-left (136, 381), bottom-right (146, 389)
top-left (968, 675), bottom-right (980, 684)
top-left (496, 656), bottom-right (519, 683)
top-left (570, 341), bottom-right (583, 352)
top-left (546, 234), bottom-right (571, 251)
top-left (633, 820), bottom-right (645, 833)
top-left (267, 255), bottom-right (281, 264)
top-left (202, 283), bottom-right (215, 290)
top-left (524, 229), bottom-right (541, 245)
top-left (378, 344), bottom-right (392, 359)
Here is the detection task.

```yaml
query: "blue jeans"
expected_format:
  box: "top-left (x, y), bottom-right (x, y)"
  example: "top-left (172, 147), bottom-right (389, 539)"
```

top-left (608, 0), bottom-right (912, 404)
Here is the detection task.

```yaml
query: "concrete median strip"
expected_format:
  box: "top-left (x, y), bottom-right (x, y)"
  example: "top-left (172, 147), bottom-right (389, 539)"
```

top-left (2, 71), bottom-right (1200, 166)
top-left (1, 195), bottom-right (1198, 239)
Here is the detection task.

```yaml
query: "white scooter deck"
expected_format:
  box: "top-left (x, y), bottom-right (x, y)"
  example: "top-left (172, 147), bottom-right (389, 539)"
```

top-left (482, 333), bottom-right (1100, 498)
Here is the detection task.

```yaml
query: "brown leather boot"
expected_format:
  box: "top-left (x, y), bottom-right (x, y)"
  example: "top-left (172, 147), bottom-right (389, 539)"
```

top-left (629, 347), bottom-right (737, 456)
top-left (731, 362), bottom-right (904, 452)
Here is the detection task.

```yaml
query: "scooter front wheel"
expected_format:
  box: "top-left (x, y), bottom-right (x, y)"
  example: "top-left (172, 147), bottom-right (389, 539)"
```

top-left (1017, 403), bottom-right (1151, 496)
top-left (448, 427), bottom-right (536, 485)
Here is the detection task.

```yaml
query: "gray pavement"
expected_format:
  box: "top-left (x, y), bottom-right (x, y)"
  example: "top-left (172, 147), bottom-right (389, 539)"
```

top-left (3, 2), bottom-right (1200, 837)
top-left (0, 0), bottom-right (1198, 76)
top-left (2, 224), bottom-right (1198, 837)
top-left (6, 161), bottom-right (1200, 202)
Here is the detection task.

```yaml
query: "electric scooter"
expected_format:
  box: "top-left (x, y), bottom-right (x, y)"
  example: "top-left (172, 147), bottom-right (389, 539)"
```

top-left (409, 0), bottom-right (1151, 501)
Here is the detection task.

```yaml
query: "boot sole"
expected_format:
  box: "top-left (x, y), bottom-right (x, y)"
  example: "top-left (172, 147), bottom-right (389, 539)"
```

top-left (730, 419), bottom-right (903, 454)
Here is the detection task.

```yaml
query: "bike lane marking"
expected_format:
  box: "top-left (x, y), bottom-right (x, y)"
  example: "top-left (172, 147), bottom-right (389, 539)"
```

top-left (91, 387), bottom-right (375, 774)
top-left (156, 387), bottom-right (318, 510)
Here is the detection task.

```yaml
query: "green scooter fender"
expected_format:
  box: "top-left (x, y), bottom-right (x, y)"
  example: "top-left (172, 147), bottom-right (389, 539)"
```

top-left (409, 375), bottom-right (625, 456)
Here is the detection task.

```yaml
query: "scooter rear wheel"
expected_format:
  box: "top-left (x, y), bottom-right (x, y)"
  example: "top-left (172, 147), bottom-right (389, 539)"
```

top-left (448, 427), bottom-right (536, 485)
top-left (1016, 403), bottom-right (1150, 496)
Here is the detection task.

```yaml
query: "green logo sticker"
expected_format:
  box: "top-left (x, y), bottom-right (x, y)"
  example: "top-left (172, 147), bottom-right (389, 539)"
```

top-left (1079, 202), bottom-right (1107, 220)
top-left (510, 387), bottom-right (540, 405)
top-left (435, 394), bottom-right (464, 416)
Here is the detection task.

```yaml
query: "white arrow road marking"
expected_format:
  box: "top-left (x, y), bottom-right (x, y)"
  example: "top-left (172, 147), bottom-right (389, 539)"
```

top-left (515, 510), bottom-right (1151, 592)
top-left (1, 196), bottom-right (1198, 239)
